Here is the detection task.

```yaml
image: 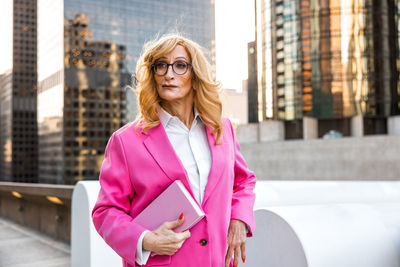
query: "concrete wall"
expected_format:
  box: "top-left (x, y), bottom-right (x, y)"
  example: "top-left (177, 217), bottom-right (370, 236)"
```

top-left (236, 121), bottom-right (285, 143)
top-left (303, 117), bottom-right (318, 139)
top-left (388, 116), bottom-right (400, 135)
top-left (236, 123), bottom-right (259, 144)
top-left (0, 182), bottom-right (74, 243)
top-left (351, 115), bottom-right (364, 137)
top-left (259, 120), bottom-right (284, 142)
top-left (240, 135), bottom-right (400, 180)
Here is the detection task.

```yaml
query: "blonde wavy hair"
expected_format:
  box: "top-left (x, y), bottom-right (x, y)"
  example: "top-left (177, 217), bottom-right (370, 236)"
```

top-left (134, 33), bottom-right (223, 143)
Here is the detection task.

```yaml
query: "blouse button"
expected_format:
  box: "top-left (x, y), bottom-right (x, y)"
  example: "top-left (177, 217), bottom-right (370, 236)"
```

top-left (200, 238), bottom-right (208, 246)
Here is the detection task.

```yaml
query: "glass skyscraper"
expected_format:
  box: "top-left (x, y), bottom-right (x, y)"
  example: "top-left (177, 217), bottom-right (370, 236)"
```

top-left (256, 0), bottom-right (400, 138)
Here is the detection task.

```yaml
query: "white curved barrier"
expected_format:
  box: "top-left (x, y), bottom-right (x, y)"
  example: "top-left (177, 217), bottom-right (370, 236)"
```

top-left (71, 181), bottom-right (120, 267)
top-left (249, 181), bottom-right (400, 267)
top-left (245, 205), bottom-right (400, 267)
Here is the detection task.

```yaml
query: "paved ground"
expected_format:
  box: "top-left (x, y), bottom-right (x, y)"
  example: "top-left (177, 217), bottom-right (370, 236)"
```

top-left (0, 217), bottom-right (70, 267)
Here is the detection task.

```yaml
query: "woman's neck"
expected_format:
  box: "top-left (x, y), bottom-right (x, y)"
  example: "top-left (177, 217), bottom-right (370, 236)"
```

top-left (161, 101), bottom-right (194, 129)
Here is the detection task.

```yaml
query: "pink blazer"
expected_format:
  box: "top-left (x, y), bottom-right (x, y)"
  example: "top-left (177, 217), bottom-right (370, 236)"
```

top-left (92, 118), bottom-right (256, 267)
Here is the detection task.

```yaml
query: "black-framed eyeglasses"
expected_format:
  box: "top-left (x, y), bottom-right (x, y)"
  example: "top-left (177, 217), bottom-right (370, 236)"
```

top-left (151, 60), bottom-right (192, 76)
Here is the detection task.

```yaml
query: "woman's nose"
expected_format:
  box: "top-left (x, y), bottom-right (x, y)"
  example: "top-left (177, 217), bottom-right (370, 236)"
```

top-left (164, 65), bottom-right (175, 79)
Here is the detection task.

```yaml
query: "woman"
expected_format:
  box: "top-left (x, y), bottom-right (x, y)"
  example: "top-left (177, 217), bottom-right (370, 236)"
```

top-left (92, 34), bottom-right (256, 267)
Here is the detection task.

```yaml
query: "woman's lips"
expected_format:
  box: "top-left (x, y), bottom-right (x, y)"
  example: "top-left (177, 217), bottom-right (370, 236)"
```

top-left (162, 85), bottom-right (178, 89)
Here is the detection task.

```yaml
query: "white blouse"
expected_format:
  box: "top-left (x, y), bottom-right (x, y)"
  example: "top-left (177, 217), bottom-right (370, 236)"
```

top-left (135, 108), bottom-right (212, 265)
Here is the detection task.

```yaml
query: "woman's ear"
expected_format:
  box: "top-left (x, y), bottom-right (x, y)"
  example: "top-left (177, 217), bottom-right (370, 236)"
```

top-left (192, 77), bottom-right (197, 91)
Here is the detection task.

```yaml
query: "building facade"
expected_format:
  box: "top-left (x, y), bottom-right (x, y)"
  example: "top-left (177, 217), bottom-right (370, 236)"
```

top-left (0, 0), bottom-right (38, 182)
top-left (255, 0), bottom-right (400, 138)
top-left (35, 0), bottom-right (215, 184)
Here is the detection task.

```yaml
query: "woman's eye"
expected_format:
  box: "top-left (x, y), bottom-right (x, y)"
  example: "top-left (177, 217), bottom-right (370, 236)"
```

top-left (156, 62), bottom-right (167, 69)
top-left (156, 62), bottom-right (167, 70)
top-left (175, 62), bottom-right (187, 69)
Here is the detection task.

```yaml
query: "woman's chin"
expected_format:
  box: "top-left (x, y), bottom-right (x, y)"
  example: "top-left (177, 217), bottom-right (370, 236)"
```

top-left (159, 92), bottom-right (184, 102)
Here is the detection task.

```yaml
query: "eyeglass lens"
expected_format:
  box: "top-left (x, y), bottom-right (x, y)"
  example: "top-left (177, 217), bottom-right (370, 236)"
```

top-left (153, 61), bottom-right (189, 75)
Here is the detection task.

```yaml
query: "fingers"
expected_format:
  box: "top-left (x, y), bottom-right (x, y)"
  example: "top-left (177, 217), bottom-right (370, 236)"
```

top-left (225, 245), bottom-right (233, 267)
top-left (170, 231), bottom-right (190, 249)
top-left (240, 242), bottom-right (246, 263)
top-left (233, 246), bottom-right (240, 267)
top-left (180, 229), bottom-right (191, 239)
top-left (150, 230), bottom-right (190, 255)
top-left (172, 230), bottom-right (191, 244)
top-left (163, 239), bottom-right (186, 255)
top-left (151, 220), bottom-right (191, 256)
top-left (226, 243), bottom-right (244, 267)
top-left (164, 213), bottom-right (184, 230)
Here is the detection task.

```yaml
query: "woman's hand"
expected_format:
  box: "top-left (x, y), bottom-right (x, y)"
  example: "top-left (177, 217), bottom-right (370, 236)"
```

top-left (225, 219), bottom-right (247, 267)
top-left (142, 215), bottom-right (191, 255)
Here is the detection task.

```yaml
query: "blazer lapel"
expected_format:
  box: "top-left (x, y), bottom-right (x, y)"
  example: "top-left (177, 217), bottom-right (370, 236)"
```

top-left (143, 123), bottom-right (196, 200)
top-left (202, 126), bottom-right (226, 207)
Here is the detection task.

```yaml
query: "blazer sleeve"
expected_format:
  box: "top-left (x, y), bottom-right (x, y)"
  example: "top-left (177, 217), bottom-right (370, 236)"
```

top-left (227, 119), bottom-right (257, 237)
top-left (92, 133), bottom-right (146, 266)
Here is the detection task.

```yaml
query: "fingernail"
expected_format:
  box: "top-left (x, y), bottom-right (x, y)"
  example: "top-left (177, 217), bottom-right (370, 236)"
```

top-left (179, 213), bottom-right (183, 220)
top-left (242, 256), bottom-right (246, 263)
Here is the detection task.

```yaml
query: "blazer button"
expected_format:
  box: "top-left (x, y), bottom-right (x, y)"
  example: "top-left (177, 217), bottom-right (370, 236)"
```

top-left (200, 238), bottom-right (208, 246)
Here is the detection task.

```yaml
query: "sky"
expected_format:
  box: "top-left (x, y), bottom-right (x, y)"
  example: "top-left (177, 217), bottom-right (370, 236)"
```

top-left (215, 0), bottom-right (255, 91)
top-left (0, 0), bottom-right (13, 73)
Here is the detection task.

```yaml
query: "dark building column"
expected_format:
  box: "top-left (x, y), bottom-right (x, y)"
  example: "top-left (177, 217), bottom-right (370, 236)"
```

top-left (248, 41), bottom-right (258, 123)
top-left (10, 0), bottom-right (38, 182)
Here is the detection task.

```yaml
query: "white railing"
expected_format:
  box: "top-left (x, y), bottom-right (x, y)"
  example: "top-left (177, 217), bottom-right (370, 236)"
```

top-left (71, 181), bottom-right (121, 267)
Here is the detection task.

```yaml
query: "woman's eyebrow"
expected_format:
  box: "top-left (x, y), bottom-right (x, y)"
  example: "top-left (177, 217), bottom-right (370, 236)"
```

top-left (158, 56), bottom-right (187, 60)
top-left (174, 56), bottom-right (187, 60)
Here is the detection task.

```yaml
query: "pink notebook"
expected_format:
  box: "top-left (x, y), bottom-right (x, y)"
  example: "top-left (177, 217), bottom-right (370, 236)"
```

top-left (133, 180), bottom-right (205, 232)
